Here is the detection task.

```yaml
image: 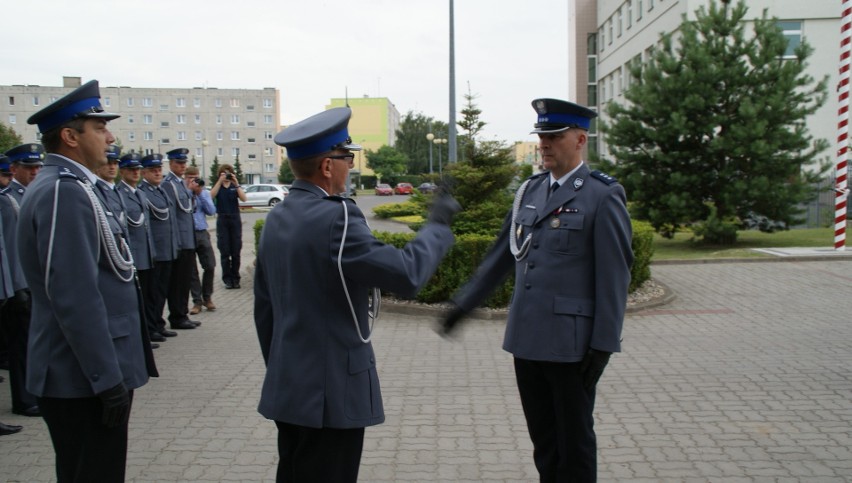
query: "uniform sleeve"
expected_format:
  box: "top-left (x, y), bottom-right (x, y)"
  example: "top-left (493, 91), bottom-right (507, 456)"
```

top-left (591, 185), bottom-right (634, 353)
top-left (335, 202), bottom-right (454, 299)
top-left (35, 181), bottom-right (124, 393)
top-left (253, 240), bottom-right (273, 364)
top-left (450, 210), bottom-right (516, 311)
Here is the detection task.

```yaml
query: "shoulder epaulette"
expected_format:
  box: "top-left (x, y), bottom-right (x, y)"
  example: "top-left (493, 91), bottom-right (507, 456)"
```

top-left (58, 167), bottom-right (81, 181)
top-left (324, 195), bottom-right (354, 204)
top-left (528, 171), bottom-right (548, 181)
top-left (590, 170), bottom-right (618, 185)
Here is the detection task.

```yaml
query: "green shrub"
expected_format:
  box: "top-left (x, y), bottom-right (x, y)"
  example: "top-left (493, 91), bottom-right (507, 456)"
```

top-left (630, 220), bottom-right (654, 292)
top-left (373, 201), bottom-right (420, 219)
top-left (692, 205), bottom-right (739, 245)
top-left (254, 218), bottom-right (265, 254)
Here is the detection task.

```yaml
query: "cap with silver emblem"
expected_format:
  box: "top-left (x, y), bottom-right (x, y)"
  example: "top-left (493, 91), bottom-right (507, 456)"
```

top-left (5, 143), bottom-right (45, 166)
top-left (27, 80), bottom-right (119, 133)
top-left (274, 107), bottom-right (361, 160)
top-left (530, 98), bottom-right (597, 134)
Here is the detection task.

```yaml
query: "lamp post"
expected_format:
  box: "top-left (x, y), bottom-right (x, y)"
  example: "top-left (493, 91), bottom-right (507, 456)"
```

top-left (434, 138), bottom-right (447, 176)
top-left (201, 139), bottom-right (208, 181)
top-left (426, 132), bottom-right (435, 174)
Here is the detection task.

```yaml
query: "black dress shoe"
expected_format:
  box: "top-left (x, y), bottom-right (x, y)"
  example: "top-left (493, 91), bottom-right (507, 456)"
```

top-left (171, 320), bottom-right (196, 330)
top-left (159, 329), bottom-right (178, 337)
top-left (12, 406), bottom-right (40, 417)
top-left (223, 281), bottom-right (233, 289)
top-left (232, 283), bottom-right (241, 289)
top-left (189, 319), bottom-right (201, 327)
top-left (149, 332), bottom-right (166, 342)
top-left (0, 422), bottom-right (23, 435)
top-left (151, 343), bottom-right (160, 349)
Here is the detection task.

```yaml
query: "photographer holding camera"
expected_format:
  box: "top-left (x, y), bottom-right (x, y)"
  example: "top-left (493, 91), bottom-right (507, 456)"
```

top-left (210, 164), bottom-right (246, 289)
top-left (185, 166), bottom-right (217, 314)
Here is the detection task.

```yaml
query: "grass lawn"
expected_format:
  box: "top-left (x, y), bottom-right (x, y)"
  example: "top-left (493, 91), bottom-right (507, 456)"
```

top-left (652, 227), bottom-right (838, 260)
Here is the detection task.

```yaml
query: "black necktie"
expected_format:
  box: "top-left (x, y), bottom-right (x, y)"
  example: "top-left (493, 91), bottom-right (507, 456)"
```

top-left (549, 181), bottom-right (560, 199)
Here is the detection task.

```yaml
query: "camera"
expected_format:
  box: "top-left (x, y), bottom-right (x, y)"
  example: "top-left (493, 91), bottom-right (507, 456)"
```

top-left (193, 178), bottom-right (205, 187)
top-left (225, 173), bottom-right (233, 180)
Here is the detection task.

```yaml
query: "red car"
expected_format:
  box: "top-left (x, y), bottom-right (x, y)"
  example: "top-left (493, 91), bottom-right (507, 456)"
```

top-left (394, 182), bottom-right (414, 195)
top-left (375, 183), bottom-right (393, 196)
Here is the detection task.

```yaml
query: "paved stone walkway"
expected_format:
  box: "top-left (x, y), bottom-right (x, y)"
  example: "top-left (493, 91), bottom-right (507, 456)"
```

top-left (1, 246), bottom-right (851, 481)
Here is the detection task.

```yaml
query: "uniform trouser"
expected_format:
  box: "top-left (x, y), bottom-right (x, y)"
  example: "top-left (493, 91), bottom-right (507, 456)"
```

top-left (190, 230), bottom-right (216, 305)
top-left (514, 357), bottom-right (597, 483)
top-left (39, 392), bottom-right (133, 483)
top-left (167, 249), bottom-right (195, 325)
top-left (140, 261), bottom-right (171, 334)
top-left (274, 421), bottom-right (365, 483)
top-left (0, 291), bottom-right (37, 411)
top-left (216, 214), bottom-right (242, 285)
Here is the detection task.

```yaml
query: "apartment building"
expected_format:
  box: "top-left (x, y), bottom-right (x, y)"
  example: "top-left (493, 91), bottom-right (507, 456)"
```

top-left (0, 76), bottom-right (283, 184)
top-left (588, 0), bottom-right (839, 162)
top-left (326, 96), bottom-right (401, 177)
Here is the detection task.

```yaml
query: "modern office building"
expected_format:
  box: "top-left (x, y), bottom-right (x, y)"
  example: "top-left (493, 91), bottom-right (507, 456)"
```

top-left (0, 76), bottom-right (283, 183)
top-left (588, 0), bottom-right (840, 163)
top-left (326, 96), bottom-right (401, 178)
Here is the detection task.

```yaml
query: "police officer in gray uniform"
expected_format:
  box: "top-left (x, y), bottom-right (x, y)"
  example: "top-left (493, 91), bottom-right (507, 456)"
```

top-left (0, 153), bottom-right (40, 417)
top-left (95, 145), bottom-right (129, 240)
top-left (256, 107), bottom-right (459, 482)
top-left (163, 148), bottom-right (198, 330)
top-left (4, 143), bottom-right (44, 204)
top-left (20, 79), bottom-right (158, 482)
top-left (0, 186), bottom-right (24, 436)
top-left (138, 153), bottom-right (180, 342)
top-left (441, 98), bottom-right (634, 482)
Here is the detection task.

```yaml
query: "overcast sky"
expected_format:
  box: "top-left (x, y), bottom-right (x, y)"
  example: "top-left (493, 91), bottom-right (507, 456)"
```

top-left (1, 0), bottom-right (571, 144)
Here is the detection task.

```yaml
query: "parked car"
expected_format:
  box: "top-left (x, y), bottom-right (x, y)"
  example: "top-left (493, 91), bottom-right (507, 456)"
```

top-left (417, 182), bottom-right (438, 194)
top-left (393, 182), bottom-right (414, 195)
top-left (239, 184), bottom-right (289, 207)
top-left (375, 183), bottom-right (393, 196)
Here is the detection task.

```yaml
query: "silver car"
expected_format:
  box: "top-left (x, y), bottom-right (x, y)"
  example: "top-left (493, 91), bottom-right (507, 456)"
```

top-left (240, 184), bottom-right (289, 207)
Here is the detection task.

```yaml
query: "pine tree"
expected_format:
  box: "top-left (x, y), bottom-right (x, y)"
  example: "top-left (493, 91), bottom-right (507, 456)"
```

top-left (233, 155), bottom-right (244, 184)
top-left (209, 156), bottom-right (221, 185)
top-left (603, 0), bottom-right (828, 242)
top-left (0, 122), bottom-right (23, 153)
top-left (278, 158), bottom-right (294, 184)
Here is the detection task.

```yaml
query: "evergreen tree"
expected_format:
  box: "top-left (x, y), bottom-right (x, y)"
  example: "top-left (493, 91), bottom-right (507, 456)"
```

top-left (0, 122), bottom-right (23, 152)
top-left (603, 0), bottom-right (829, 242)
top-left (233, 155), bottom-right (245, 184)
top-left (278, 158), bottom-right (295, 184)
top-left (190, 155), bottom-right (197, 167)
top-left (209, 155), bottom-right (221, 185)
top-left (394, 112), bottom-right (449, 175)
top-left (456, 85), bottom-right (486, 163)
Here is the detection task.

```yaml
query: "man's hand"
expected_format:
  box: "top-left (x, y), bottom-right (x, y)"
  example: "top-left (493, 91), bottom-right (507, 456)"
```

top-left (579, 349), bottom-right (612, 390)
top-left (98, 383), bottom-right (131, 428)
top-left (436, 303), bottom-right (468, 338)
top-left (427, 192), bottom-right (461, 226)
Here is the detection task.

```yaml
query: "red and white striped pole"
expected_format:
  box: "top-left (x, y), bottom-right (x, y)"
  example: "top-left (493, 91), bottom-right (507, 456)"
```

top-left (835, 0), bottom-right (852, 250)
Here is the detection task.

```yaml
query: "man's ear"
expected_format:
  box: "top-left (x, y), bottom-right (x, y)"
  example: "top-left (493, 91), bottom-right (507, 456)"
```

top-left (320, 157), bottom-right (333, 178)
top-left (60, 127), bottom-right (79, 148)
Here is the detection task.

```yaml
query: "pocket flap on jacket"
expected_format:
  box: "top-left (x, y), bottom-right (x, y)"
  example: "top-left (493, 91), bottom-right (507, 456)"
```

top-left (553, 296), bottom-right (595, 316)
top-left (108, 314), bottom-right (134, 339)
top-left (348, 344), bottom-right (376, 375)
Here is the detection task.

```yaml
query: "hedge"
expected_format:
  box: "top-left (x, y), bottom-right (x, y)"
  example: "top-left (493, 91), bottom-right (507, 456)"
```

top-left (254, 219), bottom-right (655, 307)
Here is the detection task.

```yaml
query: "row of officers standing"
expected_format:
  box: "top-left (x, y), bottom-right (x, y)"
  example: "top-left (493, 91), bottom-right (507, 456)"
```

top-left (0, 114), bottom-right (247, 446)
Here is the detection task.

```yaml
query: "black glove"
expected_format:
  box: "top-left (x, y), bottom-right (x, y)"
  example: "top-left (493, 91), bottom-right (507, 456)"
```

top-left (427, 192), bottom-right (461, 226)
top-left (579, 349), bottom-right (611, 390)
top-left (98, 383), bottom-right (131, 428)
top-left (436, 303), bottom-right (468, 338)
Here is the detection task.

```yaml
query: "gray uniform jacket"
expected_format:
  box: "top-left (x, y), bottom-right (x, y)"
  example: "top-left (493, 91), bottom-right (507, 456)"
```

top-left (254, 180), bottom-right (455, 429)
top-left (139, 179), bottom-right (178, 263)
top-left (6, 179), bottom-right (25, 205)
top-left (453, 165), bottom-right (633, 363)
top-left (163, 172), bottom-right (195, 250)
top-left (18, 154), bottom-right (153, 398)
top-left (118, 181), bottom-right (156, 271)
top-left (0, 213), bottom-right (14, 300)
top-left (0, 193), bottom-right (26, 292)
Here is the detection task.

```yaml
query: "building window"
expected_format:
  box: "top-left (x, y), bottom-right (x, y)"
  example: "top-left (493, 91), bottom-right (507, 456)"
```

top-left (144, 132), bottom-right (154, 141)
top-left (608, 19), bottom-right (613, 45)
top-left (264, 115), bottom-right (273, 124)
top-left (263, 98), bottom-right (273, 108)
top-left (264, 147), bottom-right (274, 156)
top-left (177, 131), bottom-right (187, 141)
top-left (627, 0), bottom-right (633, 28)
top-left (247, 121), bottom-right (256, 127)
top-left (195, 114), bottom-right (202, 124)
top-left (217, 147), bottom-right (224, 156)
top-left (232, 147), bottom-right (240, 157)
top-left (248, 154), bottom-right (257, 160)
top-left (161, 138), bottom-right (171, 145)
top-left (265, 163), bottom-right (275, 172)
top-left (142, 98), bottom-right (153, 107)
top-left (176, 98), bottom-right (186, 107)
top-left (638, 0), bottom-right (643, 20)
top-left (215, 98), bottom-right (222, 108)
top-left (159, 104), bottom-right (169, 111)
top-left (231, 114), bottom-right (240, 124)
top-left (216, 131), bottom-right (223, 141)
top-left (195, 131), bottom-right (203, 141)
top-left (587, 33), bottom-right (597, 56)
top-left (231, 131), bottom-right (240, 140)
top-left (127, 97), bottom-right (135, 107)
top-left (649, 0), bottom-right (654, 10)
top-left (778, 21), bottom-right (803, 58)
top-left (195, 147), bottom-right (203, 157)
top-left (177, 114), bottom-right (186, 124)
top-left (128, 132), bottom-right (136, 141)
top-left (194, 98), bottom-right (201, 108)
top-left (160, 121), bottom-right (170, 128)
top-left (216, 115), bottom-right (222, 124)
top-left (32, 96), bottom-right (40, 106)
top-left (264, 131), bottom-right (273, 140)
top-left (103, 97), bottom-right (111, 107)
top-left (230, 98), bottom-right (240, 108)
top-left (247, 105), bottom-right (255, 111)
top-left (127, 115), bottom-right (134, 124)
top-left (587, 85), bottom-right (598, 105)
top-left (8, 114), bottom-right (16, 124)
top-left (617, 8), bottom-right (623, 37)
top-left (8, 96), bottom-right (14, 106)
top-left (588, 58), bottom-right (597, 82)
top-left (247, 137), bottom-right (256, 144)
top-left (144, 115), bottom-right (153, 124)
